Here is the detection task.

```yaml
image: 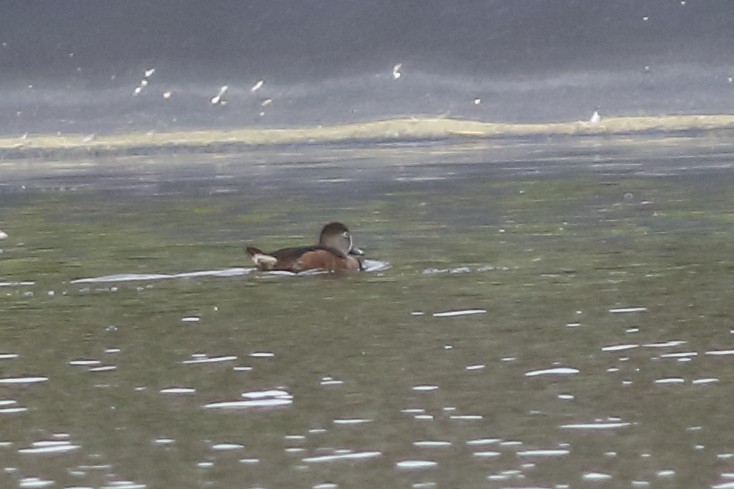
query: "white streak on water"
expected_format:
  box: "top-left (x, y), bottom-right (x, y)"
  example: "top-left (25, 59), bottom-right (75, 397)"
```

top-left (561, 421), bottom-right (631, 429)
top-left (182, 355), bottom-right (237, 364)
top-left (413, 441), bottom-right (452, 448)
top-left (583, 472), bottom-right (612, 481)
top-left (212, 443), bottom-right (244, 451)
top-left (18, 478), bottom-right (54, 488)
top-left (467, 438), bottom-right (500, 446)
top-left (69, 359), bottom-right (101, 366)
top-left (0, 376), bottom-right (48, 384)
top-left (242, 389), bottom-right (290, 399)
top-left (517, 449), bottom-right (570, 457)
top-left (333, 418), bottom-right (372, 425)
top-left (609, 307), bottom-right (648, 313)
top-left (100, 482), bottom-right (147, 489)
top-left (204, 398), bottom-right (292, 409)
top-left (601, 344), bottom-right (639, 352)
top-left (432, 309), bottom-right (486, 317)
top-left (18, 444), bottom-right (80, 454)
top-left (0, 407), bottom-right (27, 414)
top-left (160, 387), bottom-right (196, 394)
top-left (0, 353), bottom-right (19, 360)
top-left (643, 340), bottom-right (686, 348)
top-left (412, 385), bottom-right (439, 391)
top-left (89, 366), bottom-right (117, 372)
top-left (396, 460), bottom-right (438, 470)
top-left (302, 451), bottom-right (381, 463)
top-left (654, 377), bottom-right (685, 384)
top-left (706, 349), bottom-right (734, 356)
top-left (204, 388), bottom-right (293, 409)
top-left (71, 268), bottom-right (251, 283)
top-left (525, 367), bottom-right (579, 377)
top-left (660, 351), bottom-right (697, 358)
top-left (472, 451), bottom-right (501, 458)
top-left (692, 378), bottom-right (719, 384)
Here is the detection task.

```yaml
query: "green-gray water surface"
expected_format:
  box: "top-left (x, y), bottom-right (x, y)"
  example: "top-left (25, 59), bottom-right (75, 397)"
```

top-left (1, 135), bottom-right (734, 489)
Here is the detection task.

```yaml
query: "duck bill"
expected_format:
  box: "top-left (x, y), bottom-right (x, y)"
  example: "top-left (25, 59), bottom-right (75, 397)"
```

top-left (349, 247), bottom-right (365, 257)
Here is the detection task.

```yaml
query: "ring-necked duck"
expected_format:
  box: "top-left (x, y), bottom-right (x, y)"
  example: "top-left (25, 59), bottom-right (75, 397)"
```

top-left (246, 222), bottom-right (364, 272)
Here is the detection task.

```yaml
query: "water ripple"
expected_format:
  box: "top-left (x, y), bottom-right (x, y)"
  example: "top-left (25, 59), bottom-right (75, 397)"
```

top-left (71, 268), bottom-right (251, 283)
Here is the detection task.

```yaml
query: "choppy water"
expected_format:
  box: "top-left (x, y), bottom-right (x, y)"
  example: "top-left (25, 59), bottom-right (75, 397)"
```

top-left (2, 135), bottom-right (734, 488)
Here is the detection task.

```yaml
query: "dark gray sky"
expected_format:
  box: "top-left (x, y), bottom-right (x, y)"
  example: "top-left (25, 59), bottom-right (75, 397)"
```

top-left (1, 1), bottom-right (733, 134)
top-left (3, 0), bottom-right (732, 79)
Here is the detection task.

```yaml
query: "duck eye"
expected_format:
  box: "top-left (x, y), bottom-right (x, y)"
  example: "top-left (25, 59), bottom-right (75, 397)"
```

top-left (342, 232), bottom-right (349, 238)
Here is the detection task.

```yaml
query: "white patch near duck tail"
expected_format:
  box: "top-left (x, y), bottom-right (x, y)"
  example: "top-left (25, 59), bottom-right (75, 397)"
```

top-left (251, 252), bottom-right (278, 269)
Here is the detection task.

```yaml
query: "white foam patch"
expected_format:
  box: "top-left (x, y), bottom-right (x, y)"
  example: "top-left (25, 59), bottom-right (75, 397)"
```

top-left (432, 309), bottom-right (486, 317)
top-left (362, 259), bottom-right (391, 272)
top-left (72, 268), bottom-right (251, 284)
